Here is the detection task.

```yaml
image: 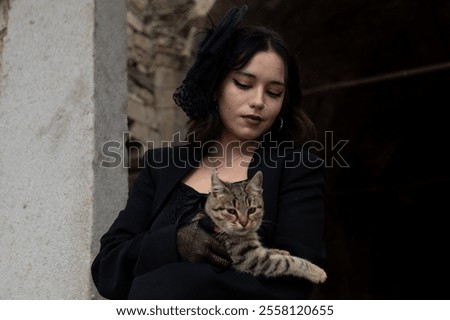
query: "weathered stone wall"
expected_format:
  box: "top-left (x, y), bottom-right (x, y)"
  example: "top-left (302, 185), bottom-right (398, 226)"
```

top-left (126, 0), bottom-right (215, 185)
top-left (0, 0), bottom-right (10, 74)
top-left (0, 0), bottom-right (127, 299)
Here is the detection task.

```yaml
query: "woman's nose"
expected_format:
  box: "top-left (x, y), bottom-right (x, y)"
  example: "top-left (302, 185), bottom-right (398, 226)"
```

top-left (250, 88), bottom-right (266, 110)
top-left (250, 102), bottom-right (266, 110)
top-left (250, 103), bottom-right (267, 111)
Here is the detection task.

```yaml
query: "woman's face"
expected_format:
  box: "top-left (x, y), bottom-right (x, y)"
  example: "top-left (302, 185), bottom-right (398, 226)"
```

top-left (217, 50), bottom-right (285, 143)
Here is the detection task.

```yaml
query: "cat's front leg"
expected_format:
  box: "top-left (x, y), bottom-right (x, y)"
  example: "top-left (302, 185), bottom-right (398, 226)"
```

top-left (269, 248), bottom-right (290, 256)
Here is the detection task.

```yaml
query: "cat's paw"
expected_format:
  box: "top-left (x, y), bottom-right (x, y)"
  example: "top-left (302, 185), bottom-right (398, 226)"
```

top-left (306, 266), bottom-right (327, 284)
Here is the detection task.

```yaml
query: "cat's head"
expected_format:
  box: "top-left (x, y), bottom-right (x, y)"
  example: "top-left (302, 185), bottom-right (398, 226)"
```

top-left (204, 170), bottom-right (264, 235)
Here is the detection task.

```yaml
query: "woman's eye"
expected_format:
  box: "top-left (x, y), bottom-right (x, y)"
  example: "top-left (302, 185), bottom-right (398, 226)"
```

top-left (267, 91), bottom-right (283, 98)
top-left (247, 207), bottom-right (256, 214)
top-left (227, 208), bottom-right (237, 214)
top-left (233, 79), bottom-right (251, 90)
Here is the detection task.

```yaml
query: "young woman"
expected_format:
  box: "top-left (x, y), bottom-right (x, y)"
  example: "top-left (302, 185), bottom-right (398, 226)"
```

top-left (92, 6), bottom-right (326, 299)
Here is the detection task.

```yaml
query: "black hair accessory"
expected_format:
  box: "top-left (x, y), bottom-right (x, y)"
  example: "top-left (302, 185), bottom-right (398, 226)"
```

top-left (173, 5), bottom-right (248, 119)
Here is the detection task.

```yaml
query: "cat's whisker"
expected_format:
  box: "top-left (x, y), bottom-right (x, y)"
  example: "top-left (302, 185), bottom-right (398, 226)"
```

top-left (214, 229), bottom-right (229, 236)
top-left (215, 230), bottom-right (227, 236)
top-left (215, 231), bottom-right (230, 242)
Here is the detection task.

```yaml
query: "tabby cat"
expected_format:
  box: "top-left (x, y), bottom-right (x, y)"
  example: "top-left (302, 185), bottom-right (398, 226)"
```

top-left (194, 170), bottom-right (327, 284)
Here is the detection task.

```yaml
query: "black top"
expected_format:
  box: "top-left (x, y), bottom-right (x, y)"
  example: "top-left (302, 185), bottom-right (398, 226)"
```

top-left (150, 182), bottom-right (207, 232)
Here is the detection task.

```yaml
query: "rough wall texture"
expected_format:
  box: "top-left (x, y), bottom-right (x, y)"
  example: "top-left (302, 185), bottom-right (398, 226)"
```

top-left (91, 0), bottom-right (129, 299)
top-left (0, 0), bottom-right (127, 299)
top-left (0, 0), bottom-right (10, 74)
top-left (126, 0), bottom-right (215, 185)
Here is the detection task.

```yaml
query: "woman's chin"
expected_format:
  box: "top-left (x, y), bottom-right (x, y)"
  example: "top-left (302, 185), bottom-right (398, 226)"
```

top-left (232, 130), bottom-right (265, 142)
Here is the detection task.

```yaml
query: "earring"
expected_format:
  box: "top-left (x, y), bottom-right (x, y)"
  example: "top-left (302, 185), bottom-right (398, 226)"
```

top-left (278, 116), bottom-right (284, 131)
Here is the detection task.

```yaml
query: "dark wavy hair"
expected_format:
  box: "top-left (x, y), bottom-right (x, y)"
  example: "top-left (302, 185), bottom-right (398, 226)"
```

top-left (186, 26), bottom-right (316, 147)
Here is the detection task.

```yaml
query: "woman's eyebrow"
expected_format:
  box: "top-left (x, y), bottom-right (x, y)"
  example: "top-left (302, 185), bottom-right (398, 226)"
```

top-left (235, 70), bottom-right (285, 86)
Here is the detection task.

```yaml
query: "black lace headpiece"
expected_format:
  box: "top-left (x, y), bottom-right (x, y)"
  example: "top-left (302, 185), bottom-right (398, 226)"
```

top-left (173, 5), bottom-right (248, 119)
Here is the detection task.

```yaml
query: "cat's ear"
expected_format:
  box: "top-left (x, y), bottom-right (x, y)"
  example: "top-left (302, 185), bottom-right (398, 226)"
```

top-left (211, 169), bottom-right (227, 196)
top-left (246, 171), bottom-right (263, 194)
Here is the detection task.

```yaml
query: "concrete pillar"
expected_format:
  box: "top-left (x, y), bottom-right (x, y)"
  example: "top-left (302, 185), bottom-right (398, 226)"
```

top-left (0, 0), bottom-right (128, 299)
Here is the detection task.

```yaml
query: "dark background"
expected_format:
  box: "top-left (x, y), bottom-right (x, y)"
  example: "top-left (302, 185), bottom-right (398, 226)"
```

top-left (210, 0), bottom-right (450, 299)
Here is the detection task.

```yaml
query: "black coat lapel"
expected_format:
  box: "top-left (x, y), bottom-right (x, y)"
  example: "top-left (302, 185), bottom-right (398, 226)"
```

top-left (146, 145), bottom-right (201, 229)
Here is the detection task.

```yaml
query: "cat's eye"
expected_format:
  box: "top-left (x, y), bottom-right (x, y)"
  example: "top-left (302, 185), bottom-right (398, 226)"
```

top-left (247, 207), bottom-right (256, 214)
top-left (227, 208), bottom-right (237, 215)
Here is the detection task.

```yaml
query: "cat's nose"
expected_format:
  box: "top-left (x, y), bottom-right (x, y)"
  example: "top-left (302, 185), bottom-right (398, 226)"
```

top-left (238, 217), bottom-right (248, 227)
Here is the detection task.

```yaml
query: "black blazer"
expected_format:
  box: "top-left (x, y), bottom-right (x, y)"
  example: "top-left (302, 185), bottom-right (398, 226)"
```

top-left (91, 142), bottom-right (326, 299)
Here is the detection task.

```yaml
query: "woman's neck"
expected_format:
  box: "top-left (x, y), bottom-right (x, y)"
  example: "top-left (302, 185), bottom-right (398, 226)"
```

top-left (214, 135), bottom-right (258, 158)
top-left (202, 134), bottom-right (259, 171)
top-left (218, 132), bottom-right (259, 154)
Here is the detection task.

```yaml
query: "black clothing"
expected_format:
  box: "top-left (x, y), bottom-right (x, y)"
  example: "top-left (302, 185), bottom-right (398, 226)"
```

top-left (150, 182), bottom-right (207, 232)
top-left (91, 143), bottom-right (326, 299)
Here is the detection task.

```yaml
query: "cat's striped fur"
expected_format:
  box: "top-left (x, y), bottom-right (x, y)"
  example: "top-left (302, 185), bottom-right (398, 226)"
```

top-left (195, 170), bottom-right (327, 284)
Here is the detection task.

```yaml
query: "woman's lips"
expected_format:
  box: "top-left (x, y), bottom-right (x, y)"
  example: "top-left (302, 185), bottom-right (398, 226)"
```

top-left (242, 114), bottom-right (263, 124)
